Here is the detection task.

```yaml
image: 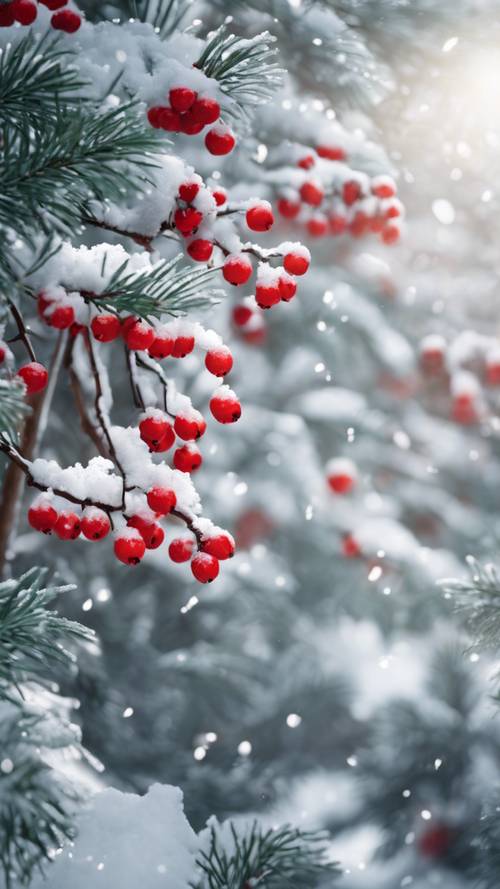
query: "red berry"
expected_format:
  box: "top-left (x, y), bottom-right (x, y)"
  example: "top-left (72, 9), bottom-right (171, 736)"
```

top-left (28, 501), bottom-right (58, 534)
top-left (190, 96), bottom-right (220, 125)
top-left (147, 106), bottom-right (164, 129)
top-left (191, 552), bottom-right (219, 583)
top-left (418, 826), bottom-right (453, 859)
top-left (128, 517), bottom-right (165, 549)
top-left (316, 145), bottom-right (346, 161)
top-left (246, 204), bottom-right (274, 232)
top-left (205, 346), bottom-right (233, 377)
top-left (124, 319), bottom-right (155, 351)
top-left (223, 255), bottom-right (253, 286)
top-left (372, 177), bottom-right (396, 199)
top-left (121, 315), bottom-right (138, 338)
top-left (283, 253), bottom-right (310, 276)
top-left (278, 273), bottom-right (297, 302)
top-left (173, 443), bottom-right (202, 472)
top-left (242, 326), bottom-right (266, 346)
top-left (307, 216), bottom-right (328, 237)
top-left (0, 343), bottom-right (6, 364)
top-left (169, 537), bottom-right (194, 562)
top-left (255, 281), bottom-right (280, 309)
top-left (171, 335), bottom-right (195, 358)
top-left (17, 362), bottom-right (48, 395)
top-left (212, 189), bottom-right (227, 206)
top-left (47, 304), bottom-right (75, 329)
top-left (174, 412), bottom-right (206, 441)
top-left (169, 87), bottom-right (197, 113)
top-left (91, 314), bottom-right (121, 342)
top-left (486, 360), bottom-right (500, 386)
top-left (80, 508), bottom-right (111, 541)
top-left (342, 534), bottom-right (361, 558)
top-left (12, 0), bottom-right (37, 24)
top-left (328, 473), bottom-right (355, 495)
top-left (178, 181), bottom-right (200, 203)
top-left (300, 181), bottom-right (324, 206)
top-left (187, 239), bottom-right (213, 262)
top-left (51, 8), bottom-right (81, 31)
top-left (277, 198), bottom-right (300, 219)
top-left (209, 391), bottom-right (241, 424)
top-left (179, 112), bottom-right (205, 135)
top-left (329, 214), bottom-right (347, 236)
top-left (159, 107), bottom-right (181, 132)
top-left (148, 332), bottom-right (174, 359)
top-left (381, 224), bottom-right (400, 245)
top-left (205, 127), bottom-right (235, 156)
top-left (174, 207), bottom-right (203, 236)
top-left (342, 180), bottom-right (362, 205)
top-left (0, 3), bottom-right (15, 25)
top-left (39, 0), bottom-right (67, 9)
top-left (232, 305), bottom-right (253, 327)
top-left (384, 202), bottom-right (401, 219)
top-left (139, 415), bottom-right (173, 447)
top-left (201, 533), bottom-right (234, 560)
top-left (297, 155), bottom-right (315, 170)
top-left (147, 487), bottom-right (177, 515)
top-left (55, 511), bottom-right (81, 540)
top-left (38, 293), bottom-right (52, 319)
top-left (114, 532), bottom-right (146, 566)
top-left (349, 211), bottom-right (369, 238)
top-left (70, 322), bottom-right (86, 337)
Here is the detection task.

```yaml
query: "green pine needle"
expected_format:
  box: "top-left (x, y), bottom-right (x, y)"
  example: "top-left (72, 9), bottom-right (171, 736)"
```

top-left (0, 379), bottom-right (30, 443)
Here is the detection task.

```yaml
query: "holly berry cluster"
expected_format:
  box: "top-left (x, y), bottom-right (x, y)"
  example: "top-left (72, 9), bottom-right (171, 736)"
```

top-left (0, 0), bottom-right (81, 30)
top-left (276, 143), bottom-right (403, 244)
top-left (166, 175), bottom-right (312, 311)
top-left (27, 494), bottom-right (234, 583)
top-left (147, 87), bottom-right (235, 157)
top-left (419, 332), bottom-right (500, 425)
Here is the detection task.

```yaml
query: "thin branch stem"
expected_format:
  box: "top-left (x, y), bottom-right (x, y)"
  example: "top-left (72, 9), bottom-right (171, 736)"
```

top-left (6, 299), bottom-right (36, 362)
top-left (86, 334), bottom-right (127, 510)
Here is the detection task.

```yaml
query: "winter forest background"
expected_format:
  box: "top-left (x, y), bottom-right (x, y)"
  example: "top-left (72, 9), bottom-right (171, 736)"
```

top-left (2, 1), bottom-right (500, 887)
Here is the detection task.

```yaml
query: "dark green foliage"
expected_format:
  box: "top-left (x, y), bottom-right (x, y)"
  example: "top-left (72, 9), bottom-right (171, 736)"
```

top-left (195, 820), bottom-right (339, 889)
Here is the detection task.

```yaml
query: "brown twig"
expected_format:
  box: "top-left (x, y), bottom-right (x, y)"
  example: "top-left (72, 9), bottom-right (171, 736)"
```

top-left (125, 346), bottom-right (146, 411)
top-left (64, 337), bottom-right (109, 458)
top-left (136, 353), bottom-right (177, 419)
top-left (6, 299), bottom-right (36, 362)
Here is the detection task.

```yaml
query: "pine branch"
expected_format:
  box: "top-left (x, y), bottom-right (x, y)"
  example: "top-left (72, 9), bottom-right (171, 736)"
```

top-left (440, 557), bottom-right (500, 651)
top-left (0, 32), bottom-right (86, 132)
top-left (195, 27), bottom-right (284, 119)
top-left (0, 568), bottom-right (94, 695)
top-left (89, 254), bottom-right (221, 318)
top-left (195, 820), bottom-right (339, 889)
top-left (0, 379), bottom-right (30, 443)
top-left (131, 0), bottom-right (192, 37)
top-left (0, 103), bottom-right (165, 240)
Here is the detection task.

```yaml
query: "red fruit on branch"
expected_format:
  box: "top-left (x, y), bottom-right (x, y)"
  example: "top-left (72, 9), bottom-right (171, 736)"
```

top-left (223, 255), bottom-right (253, 286)
top-left (128, 517), bottom-right (165, 550)
top-left (190, 96), bottom-right (220, 125)
top-left (205, 127), bottom-right (235, 156)
top-left (178, 181), bottom-right (200, 203)
top-left (191, 552), bottom-right (219, 583)
top-left (278, 198), bottom-right (300, 219)
top-left (418, 825), bottom-right (453, 859)
top-left (91, 314), bottom-right (121, 343)
top-left (316, 144), bottom-right (345, 160)
top-left (232, 305), bottom-right (253, 327)
top-left (159, 108), bottom-right (181, 132)
top-left (209, 390), bottom-right (242, 424)
top-left (147, 106), bottom-right (164, 128)
top-left (80, 508), bottom-right (111, 541)
top-left (169, 87), bottom-right (197, 113)
top-left (174, 207), bottom-right (203, 236)
top-left (246, 204), bottom-right (274, 232)
top-left (381, 224), bottom-right (400, 245)
top-left (278, 273), bottom-right (297, 302)
top-left (297, 155), bottom-right (315, 170)
top-left (201, 533), bottom-right (234, 560)
top-left (12, 0), bottom-right (37, 25)
top-left (114, 532), bottom-right (146, 565)
top-left (300, 181), bottom-right (324, 206)
top-left (283, 251), bottom-right (310, 276)
top-left (148, 333), bottom-right (174, 359)
top-left (169, 537), bottom-right (195, 562)
top-left (124, 319), bottom-right (155, 351)
top-left (255, 281), bottom-right (281, 309)
top-left (173, 443), bottom-right (202, 472)
top-left (28, 501), bottom-right (58, 534)
top-left (146, 487), bottom-right (177, 515)
top-left (17, 362), bottom-right (48, 394)
top-left (55, 511), bottom-right (81, 540)
top-left (39, 0), bottom-right (67, 8)
top-left (326, 459), bottom-right (357, 495)
top-left (187, 239), bottom-right (213, 262)
top-left (171, 335), bottom-right (195, 358)
top-left (51, 8), bottom-right (81, 31)
top-left (0, 3), bottom-right (16, 25)
top-left (212, 188), bottom-right (227, 206)
top-left (46, 304), bottom-right (75, 330)
top-left (205, 346), bottom-right (233, 377)
top-left (179, 113), bottom-right (205, 135)
top-left (342, 533), bottom-right (361, 558)
top-left (139, 415), bottom-right (174, 449)
top-left (174, 412), bottom-right (206, 441)
top-left (342, 180), bottom-right (362, 205)
top-left (307, 216), bottom-right (328, 237)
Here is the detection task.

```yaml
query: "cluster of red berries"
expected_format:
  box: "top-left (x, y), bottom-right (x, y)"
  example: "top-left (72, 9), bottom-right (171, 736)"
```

top-left (0, 0), bottom-right (81, 30)
top-left (171, 174), bottom-right (311, 310)
top-left (147, 87), bottom-right (235, 156)
top-left (27, 492), bottom-right (234, 582)
top-left (276, 144), bottom-right (403, 244)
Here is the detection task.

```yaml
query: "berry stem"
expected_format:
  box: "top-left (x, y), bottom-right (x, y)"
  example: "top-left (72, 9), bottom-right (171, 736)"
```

top-left (6, 298), bottom-right (36, 362)
top-left (64, 336), bottom-right (108, 458)
top-left (125, 347), bottom-right (146, 411)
